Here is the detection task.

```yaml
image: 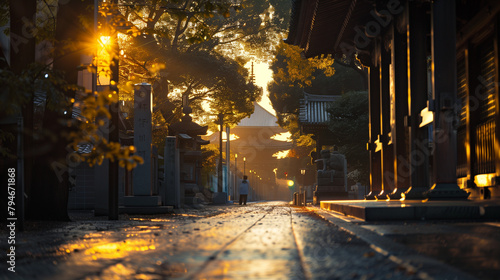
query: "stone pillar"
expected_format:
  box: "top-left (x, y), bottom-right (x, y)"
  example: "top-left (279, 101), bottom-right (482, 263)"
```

top-left (133, 83), bottom-right (152, 195)
top-left (403, 1), bottom-right (431, 199)
top-left (94, 160), bottom-right (110, 215)
top-left (124, 83), bottom-right (161, 207)
top-left (366, 65), bottom-right (382, 200)
top-left (388, 22), bottom-right (410, 199)
top-left (163, 136), bottom-right (181, 208)
top-left (377, 40), bottom-right (395, 199)
top-left (426, 0), bottom-right (468, 199)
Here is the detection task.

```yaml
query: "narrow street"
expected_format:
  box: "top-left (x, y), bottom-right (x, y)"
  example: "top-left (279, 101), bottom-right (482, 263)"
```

top-left (3, 201), bottom-right (488, 280)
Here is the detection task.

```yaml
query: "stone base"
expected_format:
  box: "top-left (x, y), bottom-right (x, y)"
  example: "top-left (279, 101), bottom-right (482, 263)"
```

top-left (424, 183), bottom-right (470, 200)
top-left (375, 190), bottom-right (391, 200)
top-left (123, 196), bottom-right (161, 207)
top-left (364, 191), bottom-right (378, 200)
top-left (316, 185), bottom-right (346, 193)
top-left (313, 191), bottom-right (349, 205)
top-left (212, 192), bottom-right (227, 205)
top-left (320, 200), bottom-right (500, 221)
top-left (387, 188), bottom-right (409, 200)
top-left (402, 186), bottom-right (428, 200)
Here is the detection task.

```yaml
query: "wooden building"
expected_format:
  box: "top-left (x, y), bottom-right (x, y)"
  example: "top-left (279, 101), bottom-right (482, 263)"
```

top-left (286, 0), bottom-right (500, 200)
top-left (299, 92), bottom-right (341, 165)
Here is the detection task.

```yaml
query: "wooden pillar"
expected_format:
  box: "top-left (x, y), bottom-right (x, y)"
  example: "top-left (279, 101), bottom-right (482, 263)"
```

top-left (403, 0), bottom-right (431, 199)
top-left (463, 46), bottom-right (476, 191)
top-left (377, 40), bottom-right (394, 199)
top-left (426, 0), bottom-right (468, 199)
top-left (366, 65), bottom-right (382, 199)
top-left (494, 16), bottom-right (500, 197)
top-left (389, 21), bottom-right (410, 199)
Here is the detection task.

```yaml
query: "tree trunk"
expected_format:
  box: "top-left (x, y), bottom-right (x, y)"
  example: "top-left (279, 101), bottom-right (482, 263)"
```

top-left (7, 0), bottom-right (36, 228)
top-left (29, 0), bottom-right (94, 220)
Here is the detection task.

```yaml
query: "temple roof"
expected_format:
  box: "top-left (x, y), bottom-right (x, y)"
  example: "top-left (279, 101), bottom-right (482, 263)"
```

top-left (299, 92), bottom-right (340, 125)
top-left (285, 0), bottom-right (373, 58)
top-left (236, 102), bottom-right (285, 133)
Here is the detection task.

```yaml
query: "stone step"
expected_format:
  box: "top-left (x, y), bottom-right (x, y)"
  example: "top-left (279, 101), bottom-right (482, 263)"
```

top-left (320, 199), bottom-right (500, 221)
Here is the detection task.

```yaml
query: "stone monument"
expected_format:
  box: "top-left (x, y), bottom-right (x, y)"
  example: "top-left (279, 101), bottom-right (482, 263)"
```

top-left (313, 148), bottom-right (348, 205)
top-left (123, 83), bottom-right (163, 211)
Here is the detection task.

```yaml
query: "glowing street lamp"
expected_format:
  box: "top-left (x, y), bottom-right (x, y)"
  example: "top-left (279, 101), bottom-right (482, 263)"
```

top-left (235, 153), bottom-right (238, 173)
top-left (300, 169), bottom-right (306, 193)
top-left (234, 154), bottom-right (238, 200)
top-left (243, 157), bottom-right (246, 176)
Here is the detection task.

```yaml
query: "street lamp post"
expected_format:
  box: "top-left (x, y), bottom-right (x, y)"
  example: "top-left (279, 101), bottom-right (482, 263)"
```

top-left (218, 113), bottom-right (223, 193)
top-left (243, 157), bottom-right (246, 176)
top-left (253, 171), bottom-right (257, 200)
top-left (249, 170), bottom-right (253, 200)
top-left (234, 154), bottom-right (237, 201)
top-left (300, 169), bottom-right (306, 189)
top-left (301, 169), bottom-right (306, 206)
top-left (98, 12), bottom-right (120, 220)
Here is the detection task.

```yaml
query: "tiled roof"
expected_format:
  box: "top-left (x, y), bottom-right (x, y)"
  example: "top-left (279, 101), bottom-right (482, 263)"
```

top-left (299, 92), bottom-right (340, 125)
top-left (237, 102), bottom-right (282, 128)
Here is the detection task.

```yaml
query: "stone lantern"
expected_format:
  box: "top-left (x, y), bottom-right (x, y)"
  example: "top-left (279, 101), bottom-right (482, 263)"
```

top-left (169, 105), bottom-right (209, 207)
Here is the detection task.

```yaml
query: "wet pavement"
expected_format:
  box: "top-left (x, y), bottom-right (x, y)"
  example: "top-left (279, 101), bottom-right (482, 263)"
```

top-left (1, 201), bottom-right (498, 279)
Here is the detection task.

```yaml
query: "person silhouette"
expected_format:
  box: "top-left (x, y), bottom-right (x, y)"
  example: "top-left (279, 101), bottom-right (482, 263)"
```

top-left (238, 175), bottom-right (250, 205)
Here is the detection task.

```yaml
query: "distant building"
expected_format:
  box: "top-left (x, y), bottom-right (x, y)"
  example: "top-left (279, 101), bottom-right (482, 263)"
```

top-left (232, 102), bottom-right (291, 178)
top-left (208, 102), bottom-right (292, 200)
top-left (298, 92), bottom-right (341, 166)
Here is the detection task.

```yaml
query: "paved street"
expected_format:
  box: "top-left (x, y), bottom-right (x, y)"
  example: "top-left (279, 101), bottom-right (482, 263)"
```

top-left (1, 201), bottom-right (496, 279)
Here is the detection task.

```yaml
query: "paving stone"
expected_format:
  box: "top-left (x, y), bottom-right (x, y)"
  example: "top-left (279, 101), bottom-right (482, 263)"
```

top-left (1, 201), bottom-right (496, 279)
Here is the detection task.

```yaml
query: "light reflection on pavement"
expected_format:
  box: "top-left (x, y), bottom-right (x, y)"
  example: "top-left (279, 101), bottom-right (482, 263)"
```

top-left (4, 201), bottom-right (425, 280)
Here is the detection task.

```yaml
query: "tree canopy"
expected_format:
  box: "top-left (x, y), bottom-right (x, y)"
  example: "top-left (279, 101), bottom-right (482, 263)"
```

top-left (327, 91), bottom-right (369, 185)
top-left (268, 40), bottom-right (368, 181)
top-left (0, 0), bottom-right (293, 220)
top-left (268, 41), bottom-right (366, 143)
top-left (116, 0), bottom-right (291, 132)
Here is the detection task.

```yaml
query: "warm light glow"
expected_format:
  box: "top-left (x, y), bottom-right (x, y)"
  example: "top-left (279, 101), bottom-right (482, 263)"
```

top-left (420, 107), bottom-right (433, 128)
top-left (273, 149), bottom-right (290, 159)
top-left (98, 36), bottom-right (111, 47)
top-left (59, 238), bottom-right (157, 261)
top-left (222, 131), bottom-right (239, 142)
top-left (271, 132), bottom-right (292, 142)
top-left (97, 36), bottom-right (112, 85)
top-left (287, 180), bottom-right (294, 187)
top-left (475, 173), bottom-right (495, 187)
